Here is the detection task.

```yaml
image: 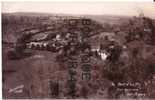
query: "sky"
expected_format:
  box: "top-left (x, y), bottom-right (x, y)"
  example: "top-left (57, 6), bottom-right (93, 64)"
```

top-left (2, 2), bottom-right (155, 18)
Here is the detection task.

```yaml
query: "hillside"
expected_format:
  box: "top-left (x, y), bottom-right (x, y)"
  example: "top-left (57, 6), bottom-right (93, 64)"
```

top-left (2, 12), bottom-right (155, 99)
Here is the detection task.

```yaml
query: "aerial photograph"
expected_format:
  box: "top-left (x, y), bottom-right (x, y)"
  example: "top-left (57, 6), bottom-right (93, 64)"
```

top-left (2, 2), bottom-right (155, 99)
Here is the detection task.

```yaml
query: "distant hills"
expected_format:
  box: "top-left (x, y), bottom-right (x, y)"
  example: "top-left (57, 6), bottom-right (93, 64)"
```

top-left (2, 12), bottom-right (133, 24)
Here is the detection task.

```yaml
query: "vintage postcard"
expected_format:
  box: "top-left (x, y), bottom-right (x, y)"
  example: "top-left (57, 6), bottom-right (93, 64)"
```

top-left (2, 2), bottom-right (155, 99)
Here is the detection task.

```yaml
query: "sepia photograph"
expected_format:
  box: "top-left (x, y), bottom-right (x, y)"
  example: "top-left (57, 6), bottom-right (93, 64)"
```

top-left (1, 2), bottom-right (155, 99)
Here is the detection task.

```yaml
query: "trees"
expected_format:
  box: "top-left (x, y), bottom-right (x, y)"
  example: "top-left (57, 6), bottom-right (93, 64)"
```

top-left (122, 16), bottom-right (155, 45)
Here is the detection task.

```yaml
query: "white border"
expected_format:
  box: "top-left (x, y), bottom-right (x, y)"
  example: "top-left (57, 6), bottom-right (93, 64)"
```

top-left (0, 2), bottom-right (2, 99)
top-left (0, 0), bottom-right (154, 2)
top-left (0, 0), bottom-right (154, 99)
